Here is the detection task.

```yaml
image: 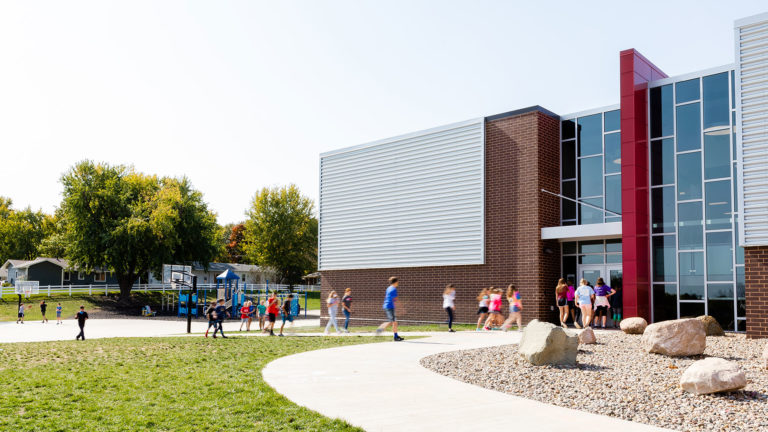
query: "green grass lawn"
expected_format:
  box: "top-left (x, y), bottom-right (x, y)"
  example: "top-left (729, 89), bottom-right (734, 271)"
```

top-left (0, 336), bottom-right (382, 431)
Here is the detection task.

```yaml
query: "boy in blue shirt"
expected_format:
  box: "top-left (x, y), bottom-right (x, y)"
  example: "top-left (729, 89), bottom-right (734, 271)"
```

top-left (376, 277), bottom-right (404, 341)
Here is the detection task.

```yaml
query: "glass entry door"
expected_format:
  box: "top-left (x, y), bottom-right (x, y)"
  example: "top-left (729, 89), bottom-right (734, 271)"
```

top-left (579, 264), bottom-right (622, 289)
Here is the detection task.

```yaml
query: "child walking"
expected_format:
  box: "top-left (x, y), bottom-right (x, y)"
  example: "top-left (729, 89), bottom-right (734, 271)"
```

top-left (555, 278), bottom-right (569, 328)
top-left (213, 298), bottom-right (229, 338)
top-left (17, 303), bottom-right (25, 324)
top-left (341, 288), bottom-right (352, 333)
top-left (476, 288), bottom-right (490, 331)
top-left (205, 301), bottom-right (218, 338)
top-left (575, 279), bottom-right (595, 328)
top-left (324, 290), bottom-right (341, 335)
top-left (265, 292), bottom-right (279, 336)
top-left (279, 294), bottom-right (295, 336)
top-left (257, 300), bottom-right (267, 331)
top-left (502, 285), bottom-right (523, 331)
top-left (484, 287), bottom-right (504, 330)
top-left (443, 284), bottom-right (456, 332)
top-left (239, 301), bottom-right (251, 331)
top-left (56, 303), bottom-right (63, 324)
top-left (40, 300), bottom-right (48, 323)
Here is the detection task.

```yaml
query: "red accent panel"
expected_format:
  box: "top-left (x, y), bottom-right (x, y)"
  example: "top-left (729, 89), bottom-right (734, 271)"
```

top-left (620, 49), bottom-right (667, 321)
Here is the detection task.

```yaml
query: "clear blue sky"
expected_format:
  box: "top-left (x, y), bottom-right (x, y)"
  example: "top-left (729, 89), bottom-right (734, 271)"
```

top-left (1, 1), bottom-right (765, 224)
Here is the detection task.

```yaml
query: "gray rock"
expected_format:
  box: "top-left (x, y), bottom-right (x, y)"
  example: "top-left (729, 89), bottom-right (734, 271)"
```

top-left (578, 327), bottom-right (596, 344)
top-left (680, 357), bottom-right (746, 394)
top-left (518, 319), bottom-right (578, 365)
top-left (642, 318), bottom-right (706, 357)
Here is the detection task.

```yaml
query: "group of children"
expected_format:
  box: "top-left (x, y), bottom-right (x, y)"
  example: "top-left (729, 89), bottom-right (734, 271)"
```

top-left (204, 292), bottom-right (298, 338)
top-left (15, 300), bottom-right (63, 325)
top-left (555, 277), bottom-right (623, 329)
top-left (472, 285), bottom-right (524, 332)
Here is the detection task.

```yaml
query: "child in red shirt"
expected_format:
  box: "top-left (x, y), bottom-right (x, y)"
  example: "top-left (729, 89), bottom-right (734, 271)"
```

top-left (239, 301), bottom-right (252, 331)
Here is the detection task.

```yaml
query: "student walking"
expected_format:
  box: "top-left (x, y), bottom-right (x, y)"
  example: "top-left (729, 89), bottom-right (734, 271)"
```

top-left (567, 278), bottom-right (580, 328)
top-left (239, 301), bottom-right (251, 331)
top-left (502, 285), bottom-right (523, 331)
top-left (279, 294), bottom-right (295, 336)
top-left (324, 290), bottom-right (341, 334)
top-left (56, 303), bottom-right (63, 325)
top-left (476, 288), bottom-right (490, 331)
top-left (204, 301), bottom-right (218, 338)
top-left (575, 279), bottom-right (595, 328)
top-left (376, 276), bottom-right (404, 341)
top-left (443, 284), bottom-right (456, 332)
top-left (247, 300), bottom-right (256, 331)
top-left (257, 300), bottom-right (267, 331)
top-left (214, 299), bottom-right (229, 338)
top-left (16, 303), bottom-right (25, 324)
top-left (75, 306), bottom-right (88, 340)
top-left (593, 277), bottom-right (616, 329)
top-left (265, 292), bottom-right (279, 336)
top-left (483, 287), bottom-right (504, 330)
top-left (610, 284), bottom-right (624, 328)
top-left (341, 288), bottom-right (352, 333)
top-left (40, 300), bottom-right (48, 323)
top-left (555, 278), bottom-right (569, 328)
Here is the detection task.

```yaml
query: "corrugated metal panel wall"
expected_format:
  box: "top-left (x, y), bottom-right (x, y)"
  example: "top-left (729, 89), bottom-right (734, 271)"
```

top-left (319, 119), bottom-right (485, 270)
top-left (736, 13), bottom-right (768, 246)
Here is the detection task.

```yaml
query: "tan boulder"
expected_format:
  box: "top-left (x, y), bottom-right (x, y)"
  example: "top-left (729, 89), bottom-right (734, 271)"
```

top-left (680, 357), bottom-right (746, 394)
top-left (642, 318), bottom-right (706, 356)
top-left (697, 315), bottom-right (725, 336)
top-left (620, 317), bottom-right (647, 334)
top-left (578, 327), bottom-right (596, 344)
top-left (762, 341), bottom-right (768, 369)
top-left (518, 320), bottom-right (578, 366)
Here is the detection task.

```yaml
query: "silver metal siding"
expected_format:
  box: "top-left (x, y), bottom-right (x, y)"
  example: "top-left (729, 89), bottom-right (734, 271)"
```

top-left (319, 118), bottom-right (485, 270)
top-left (736, 14), bottom-right (768, 247)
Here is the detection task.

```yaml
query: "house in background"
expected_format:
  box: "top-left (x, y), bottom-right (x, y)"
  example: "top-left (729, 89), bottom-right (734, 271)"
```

top-left (0, 257), bottom-right (120, 286)
top-left (147, 262), bottom-right (278, 285)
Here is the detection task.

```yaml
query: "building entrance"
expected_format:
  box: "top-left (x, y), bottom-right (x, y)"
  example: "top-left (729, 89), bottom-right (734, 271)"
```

top-left (579, 264), bottom-right (622, 291)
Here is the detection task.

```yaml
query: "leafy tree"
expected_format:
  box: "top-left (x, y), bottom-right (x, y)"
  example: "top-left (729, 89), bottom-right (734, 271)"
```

top-left (225, 223), bottom-right (246, 263)
top-left (59, 161), bottom-right (220, 301)
top-left (0, 197), bottom-right (56, 264)
top-left (244, 185), bottom-right (317, 285)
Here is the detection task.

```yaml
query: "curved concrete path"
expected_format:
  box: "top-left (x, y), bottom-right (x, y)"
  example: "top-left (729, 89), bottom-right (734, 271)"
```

top-left (263, 331), bottom-right (672, 432)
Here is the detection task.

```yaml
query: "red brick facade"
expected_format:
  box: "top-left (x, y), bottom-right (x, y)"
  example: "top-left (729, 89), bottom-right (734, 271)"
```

top-left (745, 246), bottom-right (768, 338)
top-left (320, 108), bottom-right (561, 326)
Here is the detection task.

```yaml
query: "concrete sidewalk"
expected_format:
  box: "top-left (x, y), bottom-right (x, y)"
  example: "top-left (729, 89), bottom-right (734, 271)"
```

top-left (263, 331), bottom-right (672, 432)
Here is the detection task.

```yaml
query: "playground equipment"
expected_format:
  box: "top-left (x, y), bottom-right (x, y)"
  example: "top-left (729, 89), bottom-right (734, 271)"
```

top-left (215, 269), bottom-right (242, 318)
top-left (178, 293), bottom-right (198, 317)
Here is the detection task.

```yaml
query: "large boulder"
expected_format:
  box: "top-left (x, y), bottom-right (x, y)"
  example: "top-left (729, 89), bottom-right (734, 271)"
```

top-left (697, 315), bottom-right (725, 336)
top-left (762, 342), bottom-right (768, 370)
top-left (518, 319), bottom-right (578, 366)
top-left (578, 327), bottom-right (596, 345)
top-left (680, 357), bottom-right (746, 394)
top-left (642, 318), bottom-right (706, 356)
top-left (620, 317), bottom-right (648, 334)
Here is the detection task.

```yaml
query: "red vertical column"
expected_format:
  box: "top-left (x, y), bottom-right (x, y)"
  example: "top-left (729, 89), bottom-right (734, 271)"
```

top-left (620, 49), bottom-right (667, 321)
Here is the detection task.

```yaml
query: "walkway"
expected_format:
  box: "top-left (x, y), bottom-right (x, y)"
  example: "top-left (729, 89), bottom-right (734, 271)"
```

top-left (263, 331), bottom-right (672, 432)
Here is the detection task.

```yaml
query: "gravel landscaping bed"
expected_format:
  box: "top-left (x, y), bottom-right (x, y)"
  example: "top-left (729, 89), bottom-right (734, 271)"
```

top-left (421, 332), bottom-right (767, 432)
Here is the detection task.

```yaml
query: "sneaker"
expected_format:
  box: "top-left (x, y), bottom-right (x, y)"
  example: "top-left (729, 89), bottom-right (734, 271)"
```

top-left (448, 329), bottom-right (456, 333)
top-left (278, 334), bottom-right (284, 337)
top-left (375, 328), bottom-right (383, 335)
top-left (213, 335), bottom-right (217, 339)
top-left (394, 336), bottom-right (405, 341)
top-left (484, 327), bottom-right (491, 331)
top-left (344, 329), bottom-right (350, 333)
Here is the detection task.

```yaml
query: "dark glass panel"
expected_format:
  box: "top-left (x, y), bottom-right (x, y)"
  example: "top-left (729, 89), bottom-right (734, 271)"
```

top-left (562, 120), bottom-right (575, 140)
top-left (579, 240), bottom-right (604, 254)
top-left (737, 319), bottom-right (746, 332)
top-left (677, 103), bottom-right (701, 151)
top-left (707, 283), bottom-right (735, 332)
top-left (650, 85), bottom-right (673, 138)
top-left (677, 152), bottom-right (702, 200)
top-left (579, 255), bottom-right (604, 264)
top-left (604, 110), bottom-right (620, 132)
top-left (606, 239), bottom-right (622, 253)
top-left (563, 256), bottom-right (577, 284)
top-left (704, 130), bottom-right (731, 179)
top-left (705, 180), bottom-right (732, 230)
top-left (676, 78), bottom-right (700, 103)
top-left (737, 266), bottom-right (745, 317)
top-left (653, 235), bottom-right (677, 282)
top-left (579, 197), bottom-right (603, 225)
top-left (562, 242), bottom-right (577, 255)
top-left (706, 231), bottom-right (733, 282)
top-left (562, 180), bottom-right (576, 220)
top-left (604, 132), bottom-right (621, 174)
top-left (562, 140), bottom-right (576, 179)
top-left (577, 114), bottom-right (602, 156)
top-left (653, 284), bottom-right (678, 322)
top-left (678, 202), bottom-right (703, 250)
top-left (578, 156), bottom-right (602, 197)
top-left (703, 72), bottom-right (730, 129)
top-left (679, 252), bottom-right (704, 300)
top-left (605, 175), bottom-right (621, 218)
top-left (562, 220), bottom-right (576, 226)
top-left (651, 138), bottom-right (674, 186)
top-left (680, 302), bottom-right (705, 318)
top-left (652, 187), bottom-right (675, 233)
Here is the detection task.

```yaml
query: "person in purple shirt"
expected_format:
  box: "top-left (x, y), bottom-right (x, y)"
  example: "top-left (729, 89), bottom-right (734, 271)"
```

top-left (593, 277), bottom-right (616, 329)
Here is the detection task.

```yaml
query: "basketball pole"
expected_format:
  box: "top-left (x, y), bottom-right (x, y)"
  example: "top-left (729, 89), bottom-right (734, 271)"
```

top-left (187, 275), bottom-right (197, 334)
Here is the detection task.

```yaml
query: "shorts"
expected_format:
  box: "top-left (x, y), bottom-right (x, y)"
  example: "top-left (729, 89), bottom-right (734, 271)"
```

top-left (56, 312), bottom-right (61, 317)
top-left (18, 313), bottom-right (23, 318)
top-left (489, 309), bottom-right (501, 314)
top-left (259, 313), bottom-right (265, 318)
top-left (282, 314), bottom-right (294, 323)
top-left (268, 313), bottom-right (276, 323)
top-left (240, 318), bottom-right (248, 324)
top-left (557, 297), bottom-right (567, 307)
top-left (511, 305), bottom-right (521, 313)
top-left (567, 300), bottom-right (576, 309)
top-left (208, 320), bottom-right (217, 327)
top-left (595, 305), bottom-right (609, 317)
top-left (477, 306), bottom-right (489, 315)
top-left (384, 308), bottom-right (396, 322)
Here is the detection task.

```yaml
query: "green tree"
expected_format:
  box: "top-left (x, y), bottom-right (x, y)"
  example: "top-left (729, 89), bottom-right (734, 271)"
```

top-left (0, 197), bottom-right (56, 264)
top-left (59, 161), bottom-right (220, 301)
top-left (244, 185), bottom-right (317, 285)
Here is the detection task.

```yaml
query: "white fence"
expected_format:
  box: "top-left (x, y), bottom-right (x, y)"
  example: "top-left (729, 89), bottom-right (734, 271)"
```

top-left (0, 282), bottom-right (321, 298)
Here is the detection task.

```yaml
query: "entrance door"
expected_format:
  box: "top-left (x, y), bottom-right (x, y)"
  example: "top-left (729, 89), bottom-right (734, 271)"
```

top-left (579, 264), bottom-right (622, 288)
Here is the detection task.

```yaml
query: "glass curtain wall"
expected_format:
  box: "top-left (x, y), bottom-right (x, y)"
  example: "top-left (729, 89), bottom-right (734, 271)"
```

top-left (649, 69), bottom-right (745, 331)
top-left (561, 109), bottom-right (621, 225)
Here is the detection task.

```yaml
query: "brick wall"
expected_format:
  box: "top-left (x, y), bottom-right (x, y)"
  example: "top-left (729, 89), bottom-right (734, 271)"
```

top-left (745, 246), bottom-right (768, 338)
top-left (321, 109), bottom-right (561, 327)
